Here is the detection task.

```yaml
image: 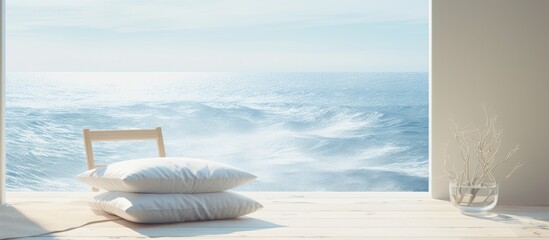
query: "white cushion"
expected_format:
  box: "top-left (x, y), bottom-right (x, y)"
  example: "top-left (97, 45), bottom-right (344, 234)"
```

top-left (90, 191), bottom-right (263, 223)
top-left (77, 157), bottom-right (256, 193)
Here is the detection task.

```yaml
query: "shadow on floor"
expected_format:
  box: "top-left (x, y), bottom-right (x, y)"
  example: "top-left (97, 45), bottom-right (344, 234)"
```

top-left (0, 204), bottom-right (48, 240)
top-left (472, 205), bottom-right (549, 231)
top-left (1, 203), bottom-right (116, 240)
top-left (113, 217), bottom-right (284, 238)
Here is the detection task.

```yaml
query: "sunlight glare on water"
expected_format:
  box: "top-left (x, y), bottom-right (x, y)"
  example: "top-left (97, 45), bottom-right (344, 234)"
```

top-left (6, 72), bottom-right (428, 191)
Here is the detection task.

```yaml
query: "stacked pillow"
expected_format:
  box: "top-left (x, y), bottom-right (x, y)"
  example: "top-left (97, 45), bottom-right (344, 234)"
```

top-left (77, 157), bottom-right (262, 223)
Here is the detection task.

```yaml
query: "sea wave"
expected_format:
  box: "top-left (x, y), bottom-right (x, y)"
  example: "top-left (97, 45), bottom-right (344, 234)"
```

top-left (5, 72), bottom-right (428, 191)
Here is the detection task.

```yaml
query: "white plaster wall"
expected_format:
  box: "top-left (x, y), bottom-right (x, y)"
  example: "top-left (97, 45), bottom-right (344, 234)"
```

top-left (432, 0), bottom-right (549, 204)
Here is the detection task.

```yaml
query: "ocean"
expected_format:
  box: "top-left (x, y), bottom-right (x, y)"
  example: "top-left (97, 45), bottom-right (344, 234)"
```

top-left (5, 72), bottom-right (428, 191)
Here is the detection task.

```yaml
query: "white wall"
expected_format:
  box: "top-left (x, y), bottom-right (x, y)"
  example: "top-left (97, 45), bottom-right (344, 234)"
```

top-left (432, 0), bottom-right (549, 204)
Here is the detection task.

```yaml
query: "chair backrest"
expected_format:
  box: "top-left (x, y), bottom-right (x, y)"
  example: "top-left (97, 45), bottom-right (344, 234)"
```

top-left (83, 127), bottom-right (166, 170)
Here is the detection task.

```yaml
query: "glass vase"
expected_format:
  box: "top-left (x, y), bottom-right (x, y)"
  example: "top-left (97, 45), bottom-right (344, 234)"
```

top-left (449, 181), bottom-right (498, 215)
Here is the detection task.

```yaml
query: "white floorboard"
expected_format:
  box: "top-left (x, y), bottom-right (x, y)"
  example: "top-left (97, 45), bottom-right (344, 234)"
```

top-left (7, 192), bottom-right (549, 239)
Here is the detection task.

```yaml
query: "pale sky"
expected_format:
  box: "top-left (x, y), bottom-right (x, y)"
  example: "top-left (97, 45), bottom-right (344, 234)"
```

top-left (6, 0), bottom-right (429, 72)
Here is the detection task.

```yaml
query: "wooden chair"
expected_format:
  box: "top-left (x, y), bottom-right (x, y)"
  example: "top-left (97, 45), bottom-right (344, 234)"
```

top-left (83, 127), bottom-right (166, 191)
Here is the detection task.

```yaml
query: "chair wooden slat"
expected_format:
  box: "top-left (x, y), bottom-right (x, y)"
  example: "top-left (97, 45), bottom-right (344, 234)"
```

top-left (82, 127), bottom-right (166, 191)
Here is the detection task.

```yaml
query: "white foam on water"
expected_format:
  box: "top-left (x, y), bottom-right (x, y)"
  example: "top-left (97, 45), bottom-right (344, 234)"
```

top-left (5, 72), bottom-right (429, 191)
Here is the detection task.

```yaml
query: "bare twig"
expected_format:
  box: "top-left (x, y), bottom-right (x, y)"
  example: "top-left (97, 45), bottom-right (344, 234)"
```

top-left (444, 110), bottom-right (521, 206)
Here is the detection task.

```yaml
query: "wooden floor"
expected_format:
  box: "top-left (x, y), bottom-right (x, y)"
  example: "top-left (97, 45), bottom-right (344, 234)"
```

top-left (8, 192), bottom-right (549, 239)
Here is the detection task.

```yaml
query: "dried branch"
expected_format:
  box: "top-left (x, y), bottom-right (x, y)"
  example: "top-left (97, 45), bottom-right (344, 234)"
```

top-left (444, 110), bottom-right (522, 190)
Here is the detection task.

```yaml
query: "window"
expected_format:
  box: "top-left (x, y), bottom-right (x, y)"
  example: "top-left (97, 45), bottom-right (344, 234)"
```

top-left (6, 0), bottom-right (429, 191)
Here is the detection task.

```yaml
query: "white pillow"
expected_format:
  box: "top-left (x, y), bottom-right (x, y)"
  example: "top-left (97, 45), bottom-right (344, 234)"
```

top-left (90, 191), bottom-right (263, 223)
top-left (77, 157), bottom-right (256, 193)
